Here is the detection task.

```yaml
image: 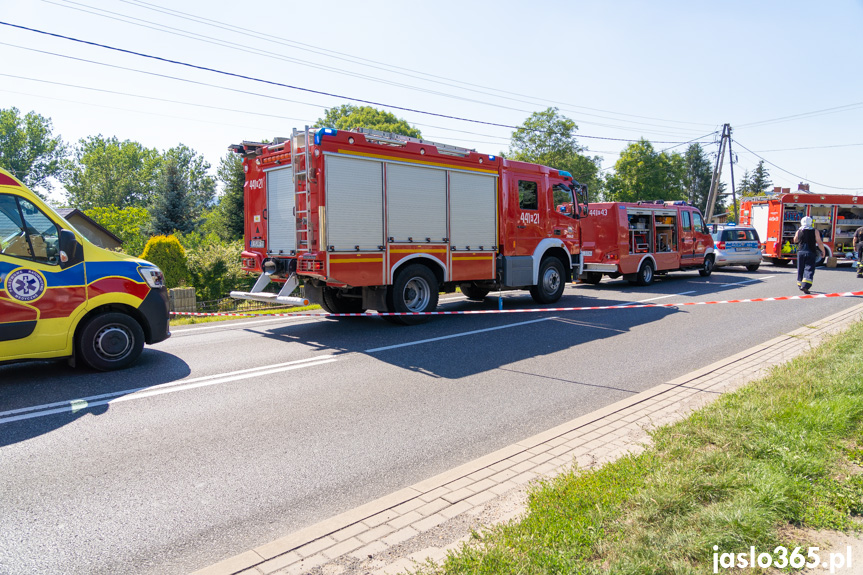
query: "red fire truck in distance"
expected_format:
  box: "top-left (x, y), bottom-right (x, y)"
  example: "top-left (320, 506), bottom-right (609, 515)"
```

top-left (229, 127), bottom-right (589, 323)
top-left (739, 191), bottom-right (863, 266)
top-left (578, 201), bottom-right (715, 286)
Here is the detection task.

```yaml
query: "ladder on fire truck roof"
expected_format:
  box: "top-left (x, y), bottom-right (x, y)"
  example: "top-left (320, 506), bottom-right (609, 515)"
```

top-left (292, 126), bottom-right (311, 252)
top-left (353, 128), bottom-right (475, 157)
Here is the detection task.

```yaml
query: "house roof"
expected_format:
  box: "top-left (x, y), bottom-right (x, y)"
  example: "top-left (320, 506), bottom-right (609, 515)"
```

top-left (55, 208), bottom-right (124, 244)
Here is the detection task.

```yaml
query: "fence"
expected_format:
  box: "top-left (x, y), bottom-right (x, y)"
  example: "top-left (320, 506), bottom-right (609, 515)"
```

top-left (167, 288), bottom-right (296, 314)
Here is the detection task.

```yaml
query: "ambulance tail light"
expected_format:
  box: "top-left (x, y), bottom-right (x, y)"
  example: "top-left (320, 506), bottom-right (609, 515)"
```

top-left (139, 267), bottom-right (165, 289)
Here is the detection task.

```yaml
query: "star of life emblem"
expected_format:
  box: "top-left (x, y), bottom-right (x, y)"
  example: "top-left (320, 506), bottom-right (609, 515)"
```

top-left (5, 269), bottom-right (46, 302)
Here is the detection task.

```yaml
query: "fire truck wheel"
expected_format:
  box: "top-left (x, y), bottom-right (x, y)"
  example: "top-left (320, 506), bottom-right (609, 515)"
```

top-left (459, 283), bottom-right (490, 301)
top-left (698, 256), bottom-right (714, 277)
top-left (530, 257), bottom-right (566, 304)
top-left (321, 287), bottom-right (366, 315)
top-left (630, 260), bottom-right (655, 286)
top-left (582, 272), bottom-right (603, 285)
top-left (76, 312), bottom-right (145, 371)
top-left (770, 258), bottom-right (791, 267)
top-left (388, 264), bottom-right (439, 324)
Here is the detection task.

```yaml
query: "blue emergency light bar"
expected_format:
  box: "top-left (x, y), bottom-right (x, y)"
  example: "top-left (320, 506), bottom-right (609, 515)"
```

top-left (315, 127), bottom-right (338, 145)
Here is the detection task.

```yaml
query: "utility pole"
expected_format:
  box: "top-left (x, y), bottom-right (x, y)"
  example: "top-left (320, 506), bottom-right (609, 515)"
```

top-left (705, 123), bottom-right (735, 222)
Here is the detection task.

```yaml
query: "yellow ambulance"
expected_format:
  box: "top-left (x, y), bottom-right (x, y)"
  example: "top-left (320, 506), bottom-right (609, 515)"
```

top-left (0, 168), bottom-right (170, 370)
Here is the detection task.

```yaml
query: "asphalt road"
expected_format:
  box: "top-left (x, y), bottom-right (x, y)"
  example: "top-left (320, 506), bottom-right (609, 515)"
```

top-left (2, 263), bottom-right (862, 575)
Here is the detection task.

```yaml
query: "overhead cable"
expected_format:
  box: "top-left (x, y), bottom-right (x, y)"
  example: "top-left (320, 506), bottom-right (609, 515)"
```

top-left (0, 22), bottom-right (705, 145)
top-left (733, 139), bottom-right (863, 191)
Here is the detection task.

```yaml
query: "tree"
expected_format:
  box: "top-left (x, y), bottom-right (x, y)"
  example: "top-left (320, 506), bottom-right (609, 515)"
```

top-left (605, 139), bottom-right (685, 203)
top-left (736, 169), bottom-right (754, 196)
top-left (314, 104), bottom-right (421, 138)
top-left (749, 160), bottom-right (772, 195)
top-left (214, 152), bottom-right (245, 240)
top-left (62, 135), bottom-right (160, 209)
top-left (681, 144), bottom-right (714, 214)
top-left (508, 107), bottom-right (603, 198)
top-left (149, 159), bottom-right (196, 235)
top-left (162, 144), bottom-right (216, 218)
top-left (0, 107), bottom-right (65, 198)
top-left (84, 205), bottom-right (151, 257)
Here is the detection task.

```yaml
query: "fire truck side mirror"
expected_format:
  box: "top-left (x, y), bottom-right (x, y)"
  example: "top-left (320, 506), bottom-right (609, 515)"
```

top-left (578, 204), bottom-right (589, 219)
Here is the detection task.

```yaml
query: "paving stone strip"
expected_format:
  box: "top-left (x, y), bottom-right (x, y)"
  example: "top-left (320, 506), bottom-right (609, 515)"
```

top-left (192, 301), bottom-right (863, 575)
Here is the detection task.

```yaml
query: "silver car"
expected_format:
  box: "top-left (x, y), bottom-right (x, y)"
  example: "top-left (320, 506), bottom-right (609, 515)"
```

top-left (711, 225), bottom-right (762, 271)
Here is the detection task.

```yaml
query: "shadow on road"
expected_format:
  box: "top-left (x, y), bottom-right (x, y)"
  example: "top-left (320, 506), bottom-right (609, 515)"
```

top-left (0, 349), bottom-right (191, 447)
top-left (254, 291), bottom-right (681, 381)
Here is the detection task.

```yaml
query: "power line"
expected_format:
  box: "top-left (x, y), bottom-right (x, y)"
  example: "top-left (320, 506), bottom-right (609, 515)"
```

top-left (0, 70), bottom-right (518, 146)
top-left (736, 101), bottom-right (863, 129)
top-left (38, 0), bottom-right (712, 138)
top-left (105, 0), bottom-right (716, 130)
top-left (0, 22), bottom-right (706, 145)
top-left (733, 139), bottom-right (863, 191)
top-left (753, 142), bottom-right (863, 153)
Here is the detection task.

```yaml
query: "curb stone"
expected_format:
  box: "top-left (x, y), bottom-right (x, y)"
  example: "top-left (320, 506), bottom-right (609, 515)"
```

top-left (192, 301), bottom-right (863, 575)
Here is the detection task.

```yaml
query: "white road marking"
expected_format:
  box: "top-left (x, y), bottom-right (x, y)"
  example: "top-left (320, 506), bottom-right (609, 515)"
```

top-left (171, 314), bottom-right (322, 333)
top-left (364, 317), bottom-right (557, 353)
top-left (637, 290), bottom-right (696, 302)
top-left (0, 356), bottom-right (338, 425)
top-left (724, 275), bottom-right (776, 286)
top-left (618, 290), bottom-right (696, 307)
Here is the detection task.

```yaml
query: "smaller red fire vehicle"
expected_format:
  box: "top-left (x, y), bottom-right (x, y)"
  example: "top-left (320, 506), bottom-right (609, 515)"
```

top-left (579, 201), bottom-right (715, 286)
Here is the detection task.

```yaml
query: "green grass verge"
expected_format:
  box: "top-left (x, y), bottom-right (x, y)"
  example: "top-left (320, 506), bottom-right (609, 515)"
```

top-left (418, 321), bottom-right (863, 574)
top-left (169, 304), bottom-right (323, 326)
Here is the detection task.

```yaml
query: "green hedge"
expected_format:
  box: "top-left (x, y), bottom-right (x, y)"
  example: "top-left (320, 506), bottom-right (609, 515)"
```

top-left (140, 235), bottom-right (188, 288)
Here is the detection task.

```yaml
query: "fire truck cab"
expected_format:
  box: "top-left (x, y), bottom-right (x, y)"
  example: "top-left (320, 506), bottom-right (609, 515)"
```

top-left (579, 201), bottom-right (715, 286)
top-left (230, 127), bottom-right (588, 323)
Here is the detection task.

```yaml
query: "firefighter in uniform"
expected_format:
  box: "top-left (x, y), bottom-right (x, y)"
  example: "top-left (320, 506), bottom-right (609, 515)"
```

top-left (794, 216), bottom-right (825, 294)
top-left (853, 224), bottom-right (863, 278)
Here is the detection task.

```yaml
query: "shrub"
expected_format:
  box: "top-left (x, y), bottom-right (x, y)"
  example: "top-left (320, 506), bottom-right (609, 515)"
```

top-left (140, 235), bottom-right (189, 288)
top-left (186, 239), bottom-right (246, 301)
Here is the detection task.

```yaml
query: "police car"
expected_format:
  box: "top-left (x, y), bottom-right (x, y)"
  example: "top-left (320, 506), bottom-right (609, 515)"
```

top-left (710, 223), bottom-right (762, 271)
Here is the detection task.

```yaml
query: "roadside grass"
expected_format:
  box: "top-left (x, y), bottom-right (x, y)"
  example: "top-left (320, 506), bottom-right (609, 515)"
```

top-left (417, 321), bottom-right (863, 574)
top-left (169, 304), bottom-right (322, 326)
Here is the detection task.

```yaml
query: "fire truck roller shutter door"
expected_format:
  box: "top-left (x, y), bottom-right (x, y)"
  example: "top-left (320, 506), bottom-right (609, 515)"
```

top-left (386, 163), bottom-right (447, 243)
top-left (450, 171), bottom-right (497, 250)
top-left (266, 166), bottom-right (295, 254)
top-left (325, 155), bottom-right (384, 251)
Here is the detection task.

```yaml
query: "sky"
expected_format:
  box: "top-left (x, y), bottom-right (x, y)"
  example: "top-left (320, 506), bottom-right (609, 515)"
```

top-left (1, 0), bottom-right (862, 204)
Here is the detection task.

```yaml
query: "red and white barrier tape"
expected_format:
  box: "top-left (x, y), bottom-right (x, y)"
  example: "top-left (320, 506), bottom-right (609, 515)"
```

top-left (170, 290), bottom-right (863, 318)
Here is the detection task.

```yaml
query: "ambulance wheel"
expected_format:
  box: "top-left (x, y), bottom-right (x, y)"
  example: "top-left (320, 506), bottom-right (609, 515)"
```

top-left (582, 272), bottom-right (603, 285)
top-left (77, 312), bottom-right (145, 371)
top-left (388, 264), bottom-right (439, 325)
top-left (321, 287), bottom-right (366, 315)
top-left (459, 283), bottom-right (490, 301)
top-left (530, 257), bottom-right (565, 304)
top-left (630, 261), bottom-right (655, 286)
top-left (698, 256), bottom-right (714, 277)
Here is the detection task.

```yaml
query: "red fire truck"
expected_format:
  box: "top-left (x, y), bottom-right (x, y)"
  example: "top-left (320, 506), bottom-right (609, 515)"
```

top-left (739, 191), bottom-right (863, 266)
top-left (229, 127), bottom-right (588, 323)
top-left (578, 201), bottom-right (715, 286)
